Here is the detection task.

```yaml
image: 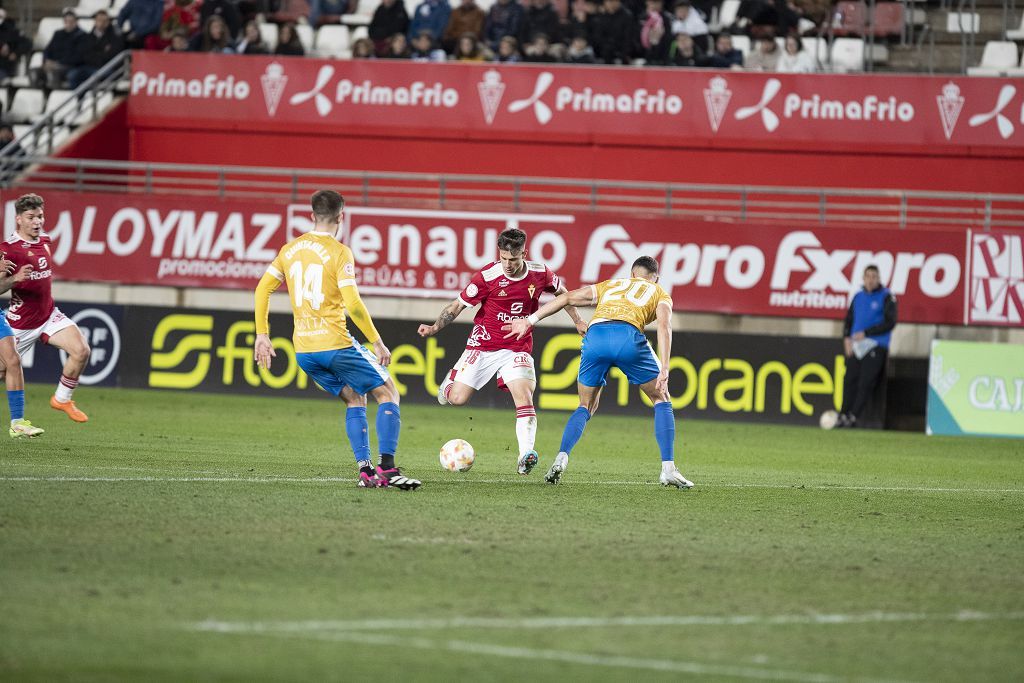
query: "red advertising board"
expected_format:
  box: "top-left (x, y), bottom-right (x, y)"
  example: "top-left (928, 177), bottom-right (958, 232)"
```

top-left (5, 191), bottom-right (1019, 326)
top-left (128, 52), bottom-right (1024, 154)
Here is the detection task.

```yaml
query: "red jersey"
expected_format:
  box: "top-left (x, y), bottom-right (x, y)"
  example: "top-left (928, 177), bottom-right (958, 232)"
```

top-left (457, 260), bottom-right (560, 352)
top-left (3, 232), bottom-right (55, 330)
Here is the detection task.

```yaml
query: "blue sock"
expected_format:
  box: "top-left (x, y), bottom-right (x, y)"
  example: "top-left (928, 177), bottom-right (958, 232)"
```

top-left (653, 402), bottom-right (675, 462)
top-left (558, 407), bottom-right (591, 455)
top-left (376, 402), bottom-right (401, 460)
top-left (8, 389), bottom-right (24, 421)
top-left (345, 407), bottom-right (370, 463)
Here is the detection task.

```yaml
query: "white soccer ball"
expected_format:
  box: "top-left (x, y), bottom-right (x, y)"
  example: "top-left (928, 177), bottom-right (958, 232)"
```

top-left (439, 438), bottom-right (475, 472)
top-left (819, 410), bottom-right (839, 430)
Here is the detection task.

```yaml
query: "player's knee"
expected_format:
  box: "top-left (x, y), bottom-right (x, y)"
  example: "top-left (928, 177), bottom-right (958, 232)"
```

top-left (371, 381), bottom-right (399, 405)
top-left (448, 390), bottom-right (470, 406)
top-left (69, 344), bottom-right (90, 364)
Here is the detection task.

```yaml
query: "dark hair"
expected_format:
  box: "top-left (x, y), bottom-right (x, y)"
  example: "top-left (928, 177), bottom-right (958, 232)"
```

top-left (632, 256), bottom-right (659, 274)
top-left (864, 264), bottom-right (879, 274)
top-left (15, 193), bottom-right (43, 214)
top-left (497, 228), bottom-right (527, 253)
top-left (311, 190), bottom-right (344, 221)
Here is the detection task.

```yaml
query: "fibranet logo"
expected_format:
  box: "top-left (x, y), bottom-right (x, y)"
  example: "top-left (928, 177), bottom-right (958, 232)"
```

top-left (536, 333), bottom-right (845, 416)
top-left (131, 71), bottom-right (251, 99)
top-left (148, 314), bottom-right (309, 391)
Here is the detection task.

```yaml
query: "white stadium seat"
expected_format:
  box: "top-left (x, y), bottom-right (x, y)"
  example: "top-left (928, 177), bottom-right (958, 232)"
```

top-left (716, 0), bottom-right (740, 32)
top-left (296, 24), bottom-right (315, 53)
top-left (7, 87), bottom-right (45, 123)
top-left (351, 25), bottom-right (369, 42)
top-left (259, 22), bottom-right (279, 50)
top-left (830, 37), bottom-right (865, 72)
top-left (34, 17), bottom-right (65, 51)
top-left (40, 89), bottom-right (77, 124)
top-left (1007, 13), bottom-right (1024, 40)
top-left (967, 41), bottom-right (1022, 76)
top-left (731, 34), bottom-right (751, 58)
top-left (341, 0), bottom-right (380, 26)
top-left (75, 0), bottom-right (112, 18)
top-left (315, 24), bottom-right (351, 58)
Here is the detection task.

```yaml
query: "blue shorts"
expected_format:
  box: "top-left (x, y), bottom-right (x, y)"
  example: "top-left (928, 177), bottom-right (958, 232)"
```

top-left (296, 344), bottom-right (389, 397)
top-left (0, 312), bottom-right (12, 340)
top-left (578, 321), bottom-right (661, 388)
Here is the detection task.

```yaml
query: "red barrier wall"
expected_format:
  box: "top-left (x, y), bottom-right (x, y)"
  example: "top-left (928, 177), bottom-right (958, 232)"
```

top-left (119, 53), bottom-right (1024, 194)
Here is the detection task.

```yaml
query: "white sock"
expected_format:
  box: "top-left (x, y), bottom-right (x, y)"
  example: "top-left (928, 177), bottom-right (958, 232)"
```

top-left (515, 405), bottom-right (537, 456)
top-left (555, 452), bottom-right (569, 468)
top-left (55, 375), bottom-right (78, 403)
top-left (661, 460), bottom-right (677, 474)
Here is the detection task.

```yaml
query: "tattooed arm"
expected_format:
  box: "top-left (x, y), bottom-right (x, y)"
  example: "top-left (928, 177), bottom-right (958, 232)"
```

top-left (0, 254), bottom-right (32, 296)
top-left (417, 298), bottom-right (468, 337)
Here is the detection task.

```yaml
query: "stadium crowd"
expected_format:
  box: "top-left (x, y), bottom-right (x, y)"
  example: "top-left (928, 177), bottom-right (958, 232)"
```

top-left (0, 0), bottom-right (837, 91)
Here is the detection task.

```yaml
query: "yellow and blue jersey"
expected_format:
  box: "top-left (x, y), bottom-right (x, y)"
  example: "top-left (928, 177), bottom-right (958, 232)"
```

top-left (590, 277), bottom-right (673, 331)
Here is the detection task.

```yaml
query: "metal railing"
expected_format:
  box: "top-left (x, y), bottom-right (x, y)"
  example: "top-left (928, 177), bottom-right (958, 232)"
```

top-left (1, 50), bottom-right (129, 158)
top-left (2, 155), bottom-right (1022, 231)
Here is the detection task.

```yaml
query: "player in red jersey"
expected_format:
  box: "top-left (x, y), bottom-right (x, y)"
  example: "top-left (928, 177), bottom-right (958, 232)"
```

top-left (3, 194), bottom-right (91, 422)
top-left (418, 228), bottom-right (587, 474)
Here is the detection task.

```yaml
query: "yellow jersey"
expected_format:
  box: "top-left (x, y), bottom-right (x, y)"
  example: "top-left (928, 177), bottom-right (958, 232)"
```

top-left (255, 231), bottom-right (380, 353)
top-left (591, 277), bottom-right (672, 331)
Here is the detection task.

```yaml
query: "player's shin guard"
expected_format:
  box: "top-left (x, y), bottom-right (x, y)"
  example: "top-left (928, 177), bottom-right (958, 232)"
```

top-left (7, 389), bottom-right (24, 422)
top-left (558, 406), bottom-right (591, 456)
top-left (515, 405), bottom-right (537, 456)
top-left (345, 407), bottom-right (370, 462)
top-left (653, 401), bottom-right (675, 462)
top-left (376, 402), bottom-right (401, 462)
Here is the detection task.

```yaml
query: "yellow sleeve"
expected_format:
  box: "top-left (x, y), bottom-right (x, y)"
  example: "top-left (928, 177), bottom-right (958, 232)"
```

top-left (658, 284), bottom-right (672, 308)
top-left (340, 284), bottom-right (381, 344)
top-left (254, 257), bottom-right (285, 335)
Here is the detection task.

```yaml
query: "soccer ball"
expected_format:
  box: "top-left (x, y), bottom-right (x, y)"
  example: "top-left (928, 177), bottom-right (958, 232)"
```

top-left (819, 410), bottom-right (839, 430)
top-left (439, 439), bottom-right (475, 472)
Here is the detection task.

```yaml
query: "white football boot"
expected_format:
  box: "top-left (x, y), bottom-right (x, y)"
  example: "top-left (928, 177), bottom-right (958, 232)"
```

top-left (544, 452), bottom-right (569, 484)
top-left (437, 375), bottom-right (453, 405)
top-left (659, 467), bottom-right (694, 489)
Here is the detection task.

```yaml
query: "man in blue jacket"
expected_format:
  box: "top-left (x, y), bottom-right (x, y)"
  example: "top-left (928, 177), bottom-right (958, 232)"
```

top-left (117, 0), bottom-right (163, 49)
top-left (839, 265), bottom-right (897, 428)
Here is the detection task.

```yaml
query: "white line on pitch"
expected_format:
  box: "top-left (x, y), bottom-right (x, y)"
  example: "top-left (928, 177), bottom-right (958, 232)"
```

top-left (1, 474), bottom-right (1021, 494)
top-left (202, 628), bottom-right (903, 683)
top-left (191, 610), bottom-right (1024, 635)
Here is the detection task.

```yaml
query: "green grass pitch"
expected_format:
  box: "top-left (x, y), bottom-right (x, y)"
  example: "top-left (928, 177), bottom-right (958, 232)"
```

top-left (2, 385), bottom-right (1023, 682)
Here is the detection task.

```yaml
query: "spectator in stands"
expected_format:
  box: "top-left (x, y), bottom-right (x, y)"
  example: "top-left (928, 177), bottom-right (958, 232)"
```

top-left (382, 31), bottom-right (411, 57)
top-left (117, 0), bottom-right (163, 50)
top-left (745, 36), bottom-right (778, 69)
top-left (309, 0), bottom-right (349, 27)
top-left (567, 0), bottom-right (600, 47)
top-left (0, 124), bottom-right (23, 157)
top-left (268, 0), bottom-right (315, 25)
top-left (369, 0), bottom-right (409, 56)
top-left (494, 34), bottom-right (521, 61)
top-left (706, 32), bottom-right (743, 68)
top-left (409, 29), bottom-right (447, 60)
top-left (775, 34), bottom-right (814, 71)
top-left (523, 32), bottom-right (558, 61)
top-left (165, 28), bottom-right (191, 51)
top-left (639, 0), bottom-right (673, 64)
top-left (736, 0), bottom-right (777, 39)
top-left (190, 15), bottom-right (236, 52)
top-left (68, 10), bottom-right (124, 89)
top-left (443, 0), bottom-right (485, 52)
top-left (593, 0), bottom-right (636, 64)
top-left (670, 1), bottom-right (709, 52)
top-left (37, 9), bottom-right (85, 90)
top-left (519, 0), bottom-right (563, 47)
top-left (200, 0), bottom-right (243, 40)
top-left (452, 32), bottom-right (488, 60)
top-left (147, 0), bottom-right (201, 51)
top-left (565, 34), bottom-right (597, 63)
top-left (484, 0), bottom-right (525, 50)
top-left (408, 0), bottom-right (451, 43)
top-left (668, 31), bottom-right (701, 65)
top-left (274, 21), bottom-right (306, 55)
top-left (774, 0), bottom-right (801, 37)
top-left (792, 0), bottom-right (827, 29)
top-left (234, 20), bottom-right (270, 53)
top-left (0, 8), bottom-right (30, 81)
top-left (351, 36), bottom-right (376, 57)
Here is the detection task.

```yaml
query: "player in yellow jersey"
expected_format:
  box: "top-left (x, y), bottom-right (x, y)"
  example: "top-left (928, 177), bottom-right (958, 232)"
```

top-left (253, 190), bottom-right (420, 490)
top-left (504, 256), bottom-right (694, 489)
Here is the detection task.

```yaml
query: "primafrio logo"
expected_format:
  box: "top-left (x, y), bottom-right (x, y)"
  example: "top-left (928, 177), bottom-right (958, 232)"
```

top-left (967, 84), bottom-right (1017, 140)
top-left (260, 62), bottom-right (288, 116)
top-left (508, 72), bottom-right (554, 125)
top-left (936, 81), bottom-right (965, 140)
top-left (969, 233), bottom-right (1023, 325)
top-left (477, 69), bottom-right (506, 125)
top-left (733, 78), bottom-right (915, 133)
top-left (703, 76), bottom-right (732, 132)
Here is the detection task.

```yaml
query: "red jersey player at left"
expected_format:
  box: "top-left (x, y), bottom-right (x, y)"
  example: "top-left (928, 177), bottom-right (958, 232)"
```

top-left (3, 193), bottom-right (91, 422)
top-left (418, 228), bottom-right (587, 475)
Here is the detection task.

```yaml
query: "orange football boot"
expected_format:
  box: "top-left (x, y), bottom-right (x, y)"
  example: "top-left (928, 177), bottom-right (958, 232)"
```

top-left (50, 395), bottom-right (89, 423)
